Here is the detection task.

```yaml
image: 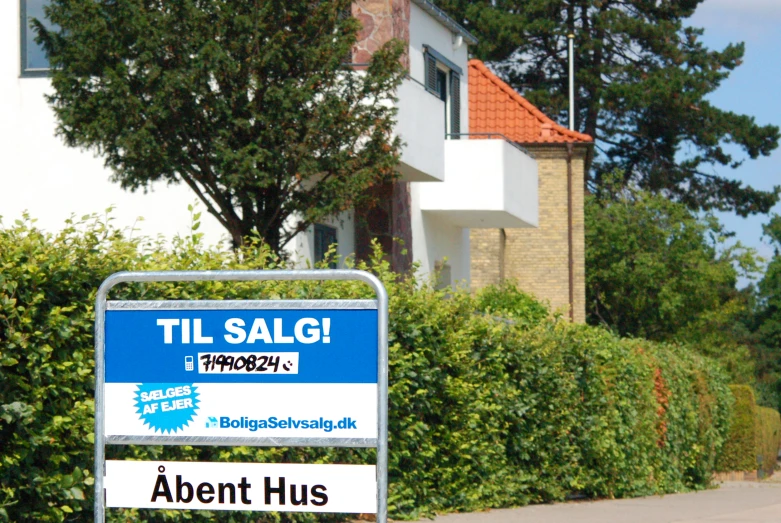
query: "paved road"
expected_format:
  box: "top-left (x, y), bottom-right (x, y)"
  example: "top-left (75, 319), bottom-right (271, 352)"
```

top-left (418, 481), bottom-right (781, 523)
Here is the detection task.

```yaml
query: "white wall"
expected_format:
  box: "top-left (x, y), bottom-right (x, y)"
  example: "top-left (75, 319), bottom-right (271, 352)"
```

top-left (0, 2), bottom-right (229, 246)
top-left (285, 211), bottom-right (356, 269)
top-left (396, 78), bottom-right (445, 182)
top-left (419, 139), bottom-right (539, 228)
top-left (411, 184), bottom-right (471, 287)
top-left (409, 2), bottom-right (469, 135)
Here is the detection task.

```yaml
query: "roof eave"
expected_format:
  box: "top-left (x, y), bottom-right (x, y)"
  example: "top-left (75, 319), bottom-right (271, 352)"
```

top-left (518, 139), bottom-right (594, 146)
top-left (411, 0), bottom-right (479, 46)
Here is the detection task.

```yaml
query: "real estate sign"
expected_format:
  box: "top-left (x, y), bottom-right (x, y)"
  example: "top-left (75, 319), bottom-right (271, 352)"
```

top-left (104, 461), bottom-right (377, 513)
top-left (94, 271), bottom-right (388, 523)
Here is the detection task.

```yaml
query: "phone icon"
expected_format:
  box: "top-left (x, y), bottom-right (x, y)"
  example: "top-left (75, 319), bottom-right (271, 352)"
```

top-left (184, 356), bottom-right (194, 371)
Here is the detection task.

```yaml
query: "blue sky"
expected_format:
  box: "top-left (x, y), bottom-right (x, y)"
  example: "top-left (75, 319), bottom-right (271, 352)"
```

top-left (688, 0), bottom-right (781, 271)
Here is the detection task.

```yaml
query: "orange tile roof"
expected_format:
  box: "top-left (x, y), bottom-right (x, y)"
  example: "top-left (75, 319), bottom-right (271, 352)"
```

top-left (469, 59), bottom-right (592, 144)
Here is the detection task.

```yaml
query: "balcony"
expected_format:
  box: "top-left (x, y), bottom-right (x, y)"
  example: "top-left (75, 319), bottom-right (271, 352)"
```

top-left (395, 78), bottom-right (445, 182)
top-left (419, 138), bottom-right (538, 228)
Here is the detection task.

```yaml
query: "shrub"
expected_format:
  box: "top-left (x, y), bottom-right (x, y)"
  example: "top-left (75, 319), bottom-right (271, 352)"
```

top-left (0, 215), bottom-right (733, 522)
top-left (474, 280), bottom-right (550, 326)
top-left (715, 385), bottom-right (757, 472)
top-left (756, 407), bottom-right (781, 475)
top-left (714, 385), bottom-right (781, 475)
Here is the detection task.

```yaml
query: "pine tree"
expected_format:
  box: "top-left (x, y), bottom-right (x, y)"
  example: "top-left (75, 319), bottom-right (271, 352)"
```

top-left (37, 0), bottom-right (405, 251)
top-left (438, 0), bottom-right (779, 215)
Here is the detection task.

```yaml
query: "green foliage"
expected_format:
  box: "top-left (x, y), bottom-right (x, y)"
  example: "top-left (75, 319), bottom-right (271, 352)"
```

top-left (36, 0), bottom-right (405, 251)
top-left (714, 386), bottom-right (781, 475)
top-left (715, 385), bottom-right (757, 472)
top-left (1, 215), bottom-right (734, 521)
top-left (746, 214), bottom-right (781, 411)
top-left (676, 298), bottom-right (757, 386)
top-left (502, 327), bottom-right (730, 500)
top-left (756, 407), bottom-right (781, 476)
top-left (474, 280), bottom-right (550, 326)
top-left (437, 0), bottom-right (779, 215)
top-left (0, 215), bottom-right (132, 522)
top-left (585, 179), bottom-right (758, 383)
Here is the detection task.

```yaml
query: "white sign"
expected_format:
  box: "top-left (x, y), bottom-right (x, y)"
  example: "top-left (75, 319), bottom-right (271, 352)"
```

top-left (104, 383), bottom-right (377, 439)
top-left (105, 461), bottom-right (377, 513)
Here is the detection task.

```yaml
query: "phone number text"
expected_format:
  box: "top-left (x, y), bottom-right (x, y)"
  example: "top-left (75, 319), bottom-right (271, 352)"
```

top-left (197, 352), bottom-right (299, 374)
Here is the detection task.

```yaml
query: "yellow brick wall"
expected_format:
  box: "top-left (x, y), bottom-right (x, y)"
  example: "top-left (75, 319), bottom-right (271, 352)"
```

top-left (469, 228), bottom-right (504, 289)
top-left (470, 144), bottom-right (587, 323)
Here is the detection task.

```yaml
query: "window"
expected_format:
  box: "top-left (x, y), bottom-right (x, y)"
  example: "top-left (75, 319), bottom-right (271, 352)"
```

top-left (435, 69), bottom-right (447, 101)
top-left (21, 0), bottom-right (54, 76)
top-left (423, 45), bottom-right (462, 138)
top-left (314, 224), bottom-right (338, 268)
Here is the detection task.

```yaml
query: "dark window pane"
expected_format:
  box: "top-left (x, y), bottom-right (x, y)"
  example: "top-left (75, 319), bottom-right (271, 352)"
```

top-left (436, 69), bottom-right (447, 102)
top-left (24, 0), bottom-right (53, 71)
top-left (314, 224), bottom-right (338, 268)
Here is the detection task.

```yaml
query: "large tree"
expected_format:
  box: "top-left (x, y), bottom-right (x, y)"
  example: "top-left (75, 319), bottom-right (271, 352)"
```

top-left (745, 215), bottom-right (781, 409)
top-left (585, 176), bottom-right (759, 382)
top-left (437, 0), bottom-right (779, 216)
top-left (753, 217), bottom-right (781, 348)
top-left (37, 0), bottom-right (404, 251)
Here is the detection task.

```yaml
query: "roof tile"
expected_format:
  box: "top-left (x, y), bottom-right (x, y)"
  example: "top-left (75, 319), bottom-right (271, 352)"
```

top-left (468, 60), bottom-right (592, 144)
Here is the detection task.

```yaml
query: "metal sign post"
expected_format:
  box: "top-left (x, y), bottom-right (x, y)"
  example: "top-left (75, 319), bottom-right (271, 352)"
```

top-left (93, 270), bottom-right (388, 522)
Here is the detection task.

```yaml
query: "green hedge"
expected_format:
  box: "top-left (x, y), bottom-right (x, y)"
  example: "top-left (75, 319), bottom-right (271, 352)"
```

top-left (0, 216), bottom-right (733, 522)
top-left (714, 386), bottom-right (781, 475)
top-left (715, 385), bottom-right (758, 472)
top-left (757, 407), bottom-right (781, 475)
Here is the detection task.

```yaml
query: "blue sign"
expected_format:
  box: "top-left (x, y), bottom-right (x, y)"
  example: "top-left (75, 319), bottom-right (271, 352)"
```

top-left (105, 309), bottom-right (378, 384)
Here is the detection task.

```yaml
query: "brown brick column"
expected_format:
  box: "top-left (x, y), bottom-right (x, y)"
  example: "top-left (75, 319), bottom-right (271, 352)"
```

top-left (353, 0), bottom-right (410, 68)
top-left (353, 0), bottom-right (412, 272)
top-left (355, 182), bottom-right (412, 272)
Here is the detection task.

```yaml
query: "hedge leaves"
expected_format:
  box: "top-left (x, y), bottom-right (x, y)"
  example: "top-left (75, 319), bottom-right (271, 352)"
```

top-left (0, 215), bottom-right (734, 522)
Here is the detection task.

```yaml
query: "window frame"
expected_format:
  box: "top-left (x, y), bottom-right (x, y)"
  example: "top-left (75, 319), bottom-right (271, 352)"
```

top-left (423, 45), bottom-right (463, 138)
top-left (313, 224), bottom-right (338, 269)
top-left (20, 0), bottom-right (52, 77)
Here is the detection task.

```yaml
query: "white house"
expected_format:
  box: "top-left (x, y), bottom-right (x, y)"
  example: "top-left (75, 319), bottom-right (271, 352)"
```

top-left (1, 0), bottom-right (538, 287)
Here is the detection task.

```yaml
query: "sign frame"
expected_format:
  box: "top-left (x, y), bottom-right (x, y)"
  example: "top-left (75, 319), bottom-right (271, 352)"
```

top-left (94, 270), bottom-right (388, 523)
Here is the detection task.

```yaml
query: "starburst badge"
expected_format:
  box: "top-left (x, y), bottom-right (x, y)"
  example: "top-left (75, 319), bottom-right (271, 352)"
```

top-left (133, 383), bottom-right (200, 434)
